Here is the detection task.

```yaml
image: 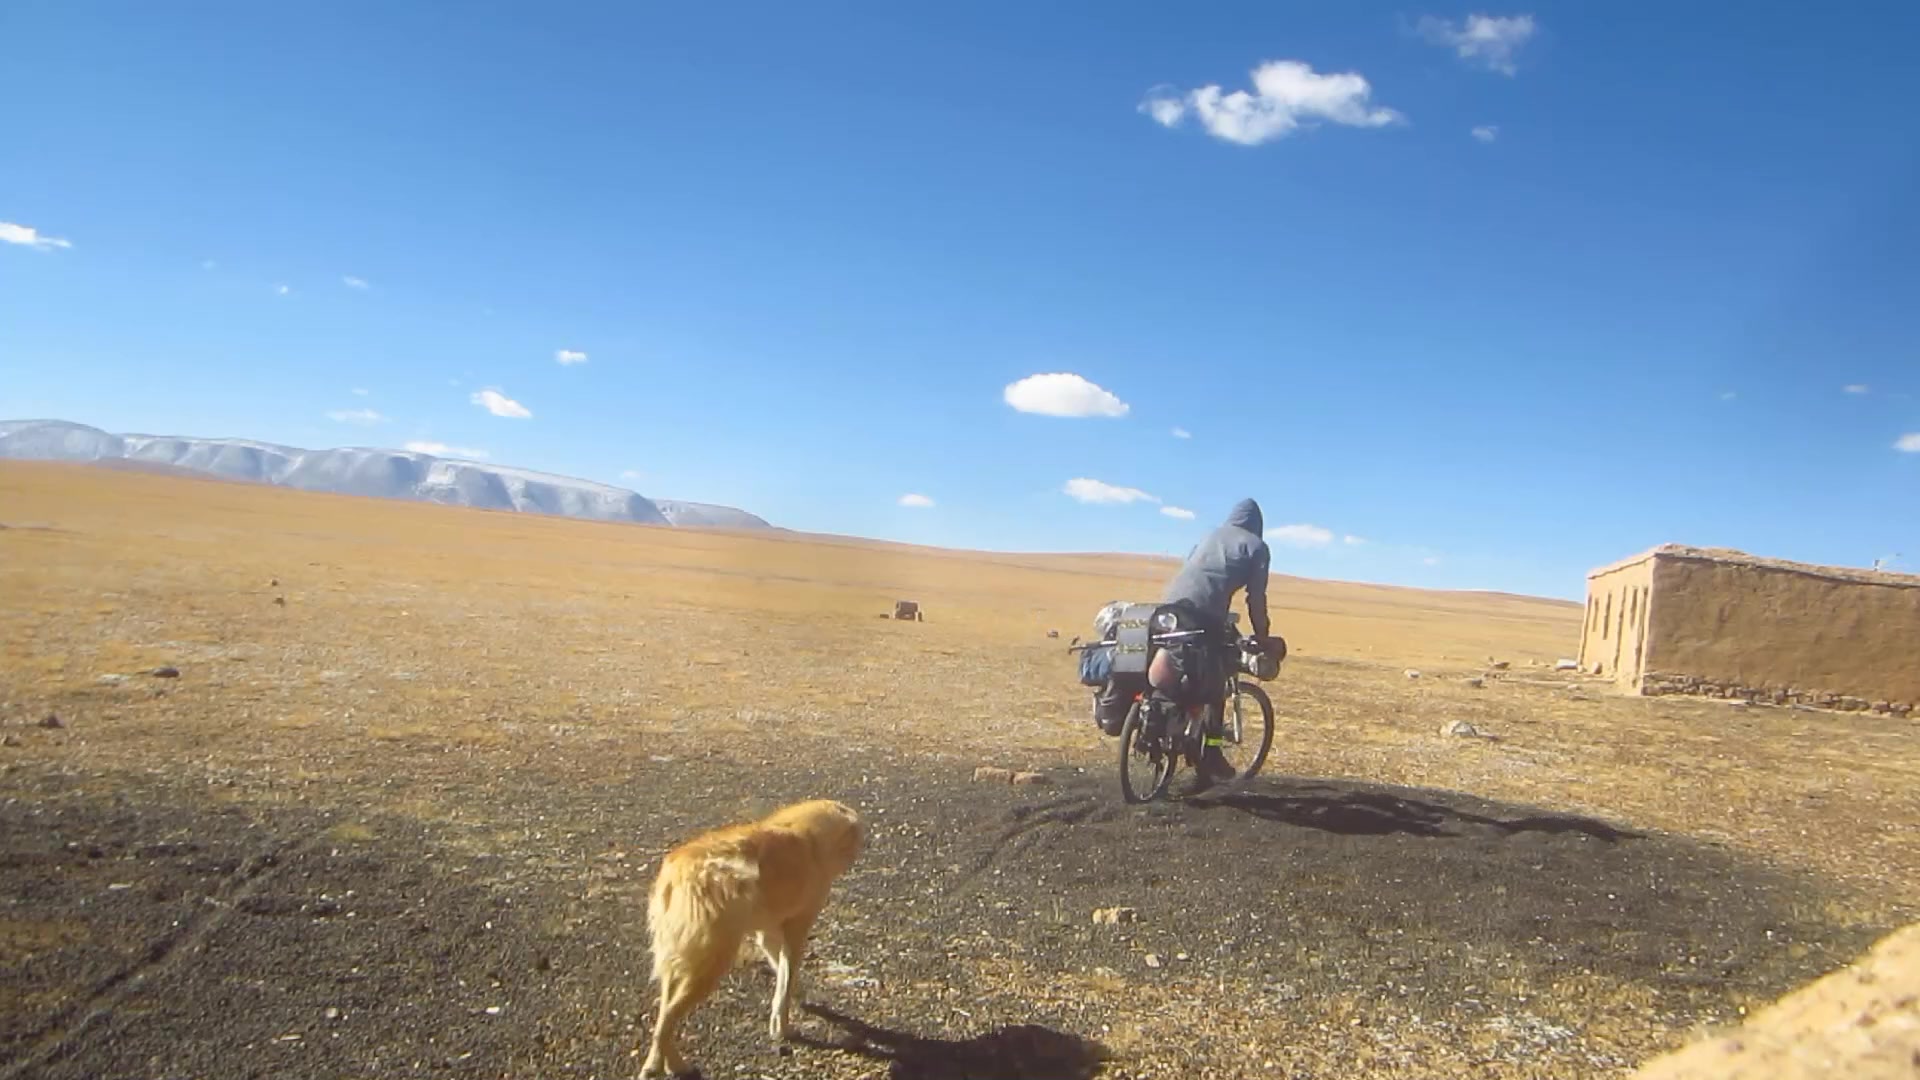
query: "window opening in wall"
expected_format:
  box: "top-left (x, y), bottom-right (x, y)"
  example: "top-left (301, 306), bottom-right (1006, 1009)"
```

top-left (1603, 592), bottom-right (1612, 639)
top-left (1613, 599), bottom-right (1626, 673)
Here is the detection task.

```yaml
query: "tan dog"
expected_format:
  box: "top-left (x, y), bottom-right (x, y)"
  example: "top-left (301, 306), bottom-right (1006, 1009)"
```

top-left (640, 798), bottom-right (864, 1079)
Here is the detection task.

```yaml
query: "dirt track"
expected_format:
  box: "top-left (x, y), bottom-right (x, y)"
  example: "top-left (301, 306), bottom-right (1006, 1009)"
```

top-left (0, 732), bottom-right (1883, 1080)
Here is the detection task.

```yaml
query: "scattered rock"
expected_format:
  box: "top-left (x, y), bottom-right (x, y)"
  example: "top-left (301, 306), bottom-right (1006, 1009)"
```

top-left (39, 713), bottom-right (64, 730)
top-left (1143, 954), bottom-right (1163, 969)
top-left (1554, 659), bottom-right (1580, 671)
top-left (149, 666), bottom-right (180, 679)
top-left (273, 596), bottom-right (286, 607)
top-left (1487, 660), bottom-right (1511, 671)
top-left (323, 1007), bottom-right (340, 1021)
top-left (1590, 662), bottom-right (1605, 676)
top-left (1010, 771), bottom-right (1050, 787)
top-left (972, 766), bottom-right (1014, 784)
top-left (96, 674), bottom-right (127, 685)
top-left (1439, 720), bottom-right (1480, 738)
top-left (1871, 701), bottom-right (1891, 714)
top-left (1403, 669), bottom-right (1422, 680)
top-left (1893, 703), bottom-right (1912, 718)
top-left (2, 734), bottom-right (21, 747)
top-left (1092, 907), bottom-right (1138, 925)
top-left (1046, 629), bottom-right (1060, 639)
top-left (270, 578), bottom-right (280, 587)
top-left (1464, 677), bottom-right (1486, 689)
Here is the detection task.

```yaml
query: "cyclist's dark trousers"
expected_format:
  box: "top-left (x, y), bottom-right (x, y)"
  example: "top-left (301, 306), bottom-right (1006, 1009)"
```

top-left (1149, 601), bottom-right (1228, 707)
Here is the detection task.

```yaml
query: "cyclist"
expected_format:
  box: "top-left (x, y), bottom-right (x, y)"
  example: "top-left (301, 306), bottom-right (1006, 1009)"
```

top-left (1153, 498), bottom-right (1275, 788)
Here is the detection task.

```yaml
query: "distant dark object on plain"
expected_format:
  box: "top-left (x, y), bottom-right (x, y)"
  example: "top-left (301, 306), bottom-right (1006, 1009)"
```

top-left (150, 666), bottom-right (180, 679)
top-left (894, 600), bottom-right (923, 622)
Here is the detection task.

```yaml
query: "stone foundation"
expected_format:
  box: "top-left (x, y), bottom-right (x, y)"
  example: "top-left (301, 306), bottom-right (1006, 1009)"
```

top-left (1639, 671), bottom-right (1913, 716)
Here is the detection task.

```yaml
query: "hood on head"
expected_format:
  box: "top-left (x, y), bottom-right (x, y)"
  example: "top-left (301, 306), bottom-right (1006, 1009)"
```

top-left (1225, 498), bottom-right (1263, 535)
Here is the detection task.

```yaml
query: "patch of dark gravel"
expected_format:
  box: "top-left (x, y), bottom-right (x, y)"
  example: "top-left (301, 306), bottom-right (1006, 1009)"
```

top-left (0, 751), bottom-right (1897, 1079)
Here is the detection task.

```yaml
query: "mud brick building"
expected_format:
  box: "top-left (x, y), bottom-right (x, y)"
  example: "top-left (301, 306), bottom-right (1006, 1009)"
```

top-left (1580, 544), bottom-right (1918, 715)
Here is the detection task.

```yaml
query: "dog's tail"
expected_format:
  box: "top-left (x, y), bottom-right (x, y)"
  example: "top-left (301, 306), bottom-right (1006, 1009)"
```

top-left (647, 848), bottom-right (760, 985)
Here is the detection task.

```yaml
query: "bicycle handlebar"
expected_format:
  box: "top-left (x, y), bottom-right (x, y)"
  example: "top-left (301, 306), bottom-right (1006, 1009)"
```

top-left (1068, 628), bottom-right (1262, 651)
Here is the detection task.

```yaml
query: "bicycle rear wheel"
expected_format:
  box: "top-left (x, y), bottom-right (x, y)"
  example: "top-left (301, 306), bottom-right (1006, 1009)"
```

top-left (1117, 699), bottom-right (1176, 804)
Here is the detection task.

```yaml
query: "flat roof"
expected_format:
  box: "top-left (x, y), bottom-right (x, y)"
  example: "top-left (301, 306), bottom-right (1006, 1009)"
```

top-left (1587, 543), bottom-right (1920, 589)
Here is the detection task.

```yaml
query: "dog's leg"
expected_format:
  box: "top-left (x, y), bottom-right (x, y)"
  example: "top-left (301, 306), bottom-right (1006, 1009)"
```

top-left (643, 956), bottom-right (729, 1079)
top-left (775, 909), bottom-right (819, 1040)
top-left (639, 972), bottom-right (684, 1079)
top-left (758, 924), bottom-right (793, 1042)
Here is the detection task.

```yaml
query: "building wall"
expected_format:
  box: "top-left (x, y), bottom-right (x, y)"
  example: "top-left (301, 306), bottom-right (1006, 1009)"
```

top-left (1579, 555), bottom-right (1656, 689)
top-left (1642, 554), bottom-right (1920, 709)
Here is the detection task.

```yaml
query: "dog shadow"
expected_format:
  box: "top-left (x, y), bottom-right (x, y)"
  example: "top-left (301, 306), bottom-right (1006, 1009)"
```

top-left (793, 1004), bottom-right (1108, 1080)
top-left (1192, 777), bottom-right (1642, 842)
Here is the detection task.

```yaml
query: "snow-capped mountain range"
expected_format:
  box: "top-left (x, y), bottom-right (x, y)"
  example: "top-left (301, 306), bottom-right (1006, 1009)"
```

top-left (0, 420), bottom-right (773, 531)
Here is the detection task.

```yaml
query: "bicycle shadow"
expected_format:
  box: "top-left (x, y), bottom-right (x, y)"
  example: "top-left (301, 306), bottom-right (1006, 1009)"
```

top-left (793, 1004), bottom-right (1108, 1080)
top-left (1189, 776), bottom-right (1642, 842)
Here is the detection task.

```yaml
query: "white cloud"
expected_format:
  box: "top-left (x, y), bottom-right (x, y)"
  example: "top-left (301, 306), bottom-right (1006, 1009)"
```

top-left (275, 284), bottom-right (291, 296)
top-left (1343, 534), bottom-right (1367, 545)
top-left (1720, 391), bottom-right (1737, 401)
top-left (0, 221), bottom-right (72, 251)
top-left (1422, 555), bottom-right (1443, 566)
top-left (470, 388), bottom-right (532, 419)
top-left (351, 387), bottom-right (370, 396)
top-left (1004, 373), bottom-right (1130, 418)
top-left (1471, 125), bottom-right (1499, 143)
top-left (1417, 14), bottom-right (1538, 76)
top-left (1140, 60), bottom-right (1404, 147)
top-left (1064, 478), bottom-right (1158, 505)
top-left (1171, 427), bottom-right (1192, 439)
top-left (620, 469), bottom-right (644, 481)
top-left (1160, 506), bottom-right (1196, 520)
top-left (555, 349), bottom-right (588, 366)
top-left (1843, 384), bottom-right (1869, 395)
top-left (1267, 523), bottom-right (1334, 548)
top-left (898, 493), bottom-right (936, 508)
top-left (404, 441), bottom-right (489, 460)
top-left (1896, 433), bottom-right (1920, 453)
top-left (342, 275), bottom-right (370, 290)
top-left (200, 259), bottom-right (217, 270)
top-left (1141, 94), bottom-right (1187, 128)
top-left (325, 408), bottom-right (387, 426)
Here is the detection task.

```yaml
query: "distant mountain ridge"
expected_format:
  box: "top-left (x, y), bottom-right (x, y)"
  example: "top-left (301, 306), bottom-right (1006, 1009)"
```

top-left (0, 420), bottom-right (774, 531)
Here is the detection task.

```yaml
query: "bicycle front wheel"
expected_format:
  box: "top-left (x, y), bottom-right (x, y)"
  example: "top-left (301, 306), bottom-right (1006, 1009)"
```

top-left (1214, 679), bottom-right (1276, 780)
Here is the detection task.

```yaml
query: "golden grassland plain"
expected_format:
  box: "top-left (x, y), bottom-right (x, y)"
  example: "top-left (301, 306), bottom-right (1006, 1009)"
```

top-left (3, 460), bottom-right (1917, 1079)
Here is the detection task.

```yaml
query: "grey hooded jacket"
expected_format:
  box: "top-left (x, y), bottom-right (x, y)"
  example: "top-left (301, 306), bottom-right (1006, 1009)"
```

top-left (1160, 498), bottom-right (1272, 639)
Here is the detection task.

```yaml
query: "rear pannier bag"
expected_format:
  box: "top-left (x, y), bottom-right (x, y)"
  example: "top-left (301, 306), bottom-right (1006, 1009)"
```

top-left (1078, 642), bottom-right (1116, 687)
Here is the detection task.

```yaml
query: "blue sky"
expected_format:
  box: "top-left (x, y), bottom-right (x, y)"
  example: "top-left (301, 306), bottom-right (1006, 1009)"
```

top-left (3, 2), bottom-right (1916, 600)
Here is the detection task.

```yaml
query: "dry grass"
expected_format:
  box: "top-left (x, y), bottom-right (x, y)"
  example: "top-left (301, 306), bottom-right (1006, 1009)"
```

top-left (3, 462), bottom-right (1913, 894)
top-left (2, 460), bottom-right (1917, 1078)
